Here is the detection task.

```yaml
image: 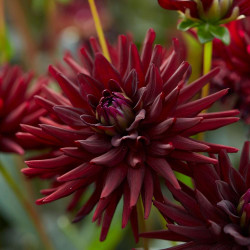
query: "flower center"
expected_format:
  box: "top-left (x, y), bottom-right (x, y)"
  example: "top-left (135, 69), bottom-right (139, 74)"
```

top-left (237, 189), bottom-right (250, 234)
top-left (96, 90), bottom-right (134, 132)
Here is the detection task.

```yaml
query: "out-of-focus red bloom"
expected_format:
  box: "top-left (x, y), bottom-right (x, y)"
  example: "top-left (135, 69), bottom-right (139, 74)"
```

top-left (158, 0), bottom-right (250, 22)
top-left (21, 29), bottom-right (239, 241)
top-left (55, 0), bottom-right (111, 38)
top-left (0, 65), bottom-right (47, 154)
top-left (141, 142), bottom-right (250, 249)
top-left (212, 17), bottom-right (250, 124)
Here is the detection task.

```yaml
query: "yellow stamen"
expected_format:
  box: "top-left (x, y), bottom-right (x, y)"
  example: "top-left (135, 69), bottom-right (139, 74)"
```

top-left (88, 0), bottom-right (111, 62)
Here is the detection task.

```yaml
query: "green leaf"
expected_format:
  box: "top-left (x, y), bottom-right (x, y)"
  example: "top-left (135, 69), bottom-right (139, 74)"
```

top-left (197, 24), bottom-right (214, 44)
top-left (209, 25), bottom-right (230, 45)
top-left (177, 19), bottom-right (198, 31)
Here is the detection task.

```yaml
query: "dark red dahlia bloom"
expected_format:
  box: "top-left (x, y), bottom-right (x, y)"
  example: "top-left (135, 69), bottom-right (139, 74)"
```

top-left (212, 17), bottom-right (250, 124)
top-left (141, 142), bottom-right (250, 249)
top-left (21, 29), bottom-right (239, 241)
top-left (0, 65), bottom-right (47, 154)
top-left (158, 0), bottom-right (250, 21)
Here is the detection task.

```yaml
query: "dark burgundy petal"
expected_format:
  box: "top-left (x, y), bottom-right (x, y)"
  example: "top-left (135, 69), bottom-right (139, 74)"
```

top-left (142, 168), bottom-right (154, 219)
top-left (73, 184), bottom-right (102, 223)
top-left (100, 192), bottom-right (121, 241)
top-left (154, 200), bottom-right (203, 226)
top-left (217, 200), bottom-right (239, 223)
top-left (166, 182), bottom-right (203, 219)
top-left (196, 190), bottom-right (227, 223)
top-left (127, 166), bottom-right (145, 207)
top-left (224, 224), bottom-right (250, 246)
top-left (168, 224), bottom-right (213, 241)
top-left (0, 137), bottom-right (24, 155)
top-left (1, 102), bottom-right (28, 132)
top-left (158, 0), bottom-right (197, 14)
top-left (101, 163), bottom-right (127, 198)
top-left (170, 151), bottom-right (218, 164)
top-left (170, 117), bottom-right (202, 133)
top-left (122, 181), bottom-right (132, 228)
top-left (161, 39), bottom-right (182, 83)
top-left (146, 118), bottom-right (174, 138)
top-left (63, 52), bottom-right (88, 75)
top-left (130, 206), bottom-right (139, 243)
top-left (141, 28), bottom-right (156, 74)
top-left (118, 35), bottom-right (129, 78)
top-left (140, 229), bottom-right (190, 242)
top-left (25, 154), bottom-right (76, 169)
top-left (170, 136), bottom-right (209, 151)
top-left (146, 92), bottom-right (165, 121)
top-left (127, 43), bottom-right (144, 88)
top-left (178, 68), bottom-right (220, 104)
top-left (163, 61), bottom-right (190, 93)
top-left (126, 109), bottom-right (146, 131)
top-left (94, 53), bottom-right (122, 88)
top-left (77, 135), bottom-right (112, 154)
top-left (91, 147), bottom-right (127, 167)
top-left (183, 117), bottom-right (239, 135)
top-left (191, 163), bottom-right (220, 203)
top-left (124, 69), bottom-right (138, 98)
top-left (175, 89), bottom-right (229, 117)
top-left (39, 180), bottom-right (87, 204)
top-left (48, 65), bottom-right (87, 109)
top-left (147, 157), bottom-right (180, 189)
top-left (53, 106), bottom-right (84, 127)
top-left (239, 141), bottom-right (250, 178)
top-left (80, 47), bottom-right (93, 73)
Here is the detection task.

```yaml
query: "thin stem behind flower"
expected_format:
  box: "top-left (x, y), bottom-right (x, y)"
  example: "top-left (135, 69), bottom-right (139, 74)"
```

top-left (88, 0), bottom-right (111, 62)
top-left (198, 41), bottom-right (213, 141)
top-left (201, 41), bottom-right (213, 98)
top-left (137, 196), bottom-right (149, 250)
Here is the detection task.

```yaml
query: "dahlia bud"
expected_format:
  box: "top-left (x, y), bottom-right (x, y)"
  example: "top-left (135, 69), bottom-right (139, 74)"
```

top-left (96, 90), bottom-right (134, 132)
top-left (238, 189), bottom-right (250, 231)
top-left (193, 0), bottom-right (236, 23)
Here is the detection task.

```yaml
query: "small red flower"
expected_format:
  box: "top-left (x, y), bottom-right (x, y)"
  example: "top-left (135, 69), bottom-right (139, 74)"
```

top-left (0, 65), bottom-right (47, 154)
top-left (158, 0), bottom-right (250, 21)
top-left (158, 0), bottom-right (250, 44)
top-left (212, 17), bottom-right (250, 124)
top-left (141, 142), bottom-right (250, 249)
top-left (21, 29), bottom-right (239, 241)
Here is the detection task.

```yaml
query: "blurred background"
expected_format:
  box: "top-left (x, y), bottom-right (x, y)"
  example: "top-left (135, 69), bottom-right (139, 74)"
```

top-left (0, 0), bottom-right (248, 249)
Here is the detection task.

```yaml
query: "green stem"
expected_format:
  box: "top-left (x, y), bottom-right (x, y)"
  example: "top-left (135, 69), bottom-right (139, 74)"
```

top-left (137, 196), bottom-right (149, 250)
top-left (0, 162), bottom-right (54, 250)
top-left (201, 40), bottom-right (213, 98)
top-left (198, 41), bottom-right (213, 141)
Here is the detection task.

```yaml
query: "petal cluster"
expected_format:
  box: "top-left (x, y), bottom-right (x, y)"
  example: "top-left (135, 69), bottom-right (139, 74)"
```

top-left (141, 142), bottom-right (250, 249)
top-left (0, 65), bottom-right (47, 154)
top-left (21, 29), bottom-right (239, 241)
top-left (212, 17), bottom-right (250, 123)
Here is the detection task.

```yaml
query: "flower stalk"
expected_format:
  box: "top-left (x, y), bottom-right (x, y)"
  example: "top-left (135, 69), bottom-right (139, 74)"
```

top-left (137, 196), bottom-right (149, 250)
top-left (0, 162), bottom-right (54, 250)
top-left (201, 41), bottom-right (213, 99)
top-left (88, 0), bottom-right (111, 62)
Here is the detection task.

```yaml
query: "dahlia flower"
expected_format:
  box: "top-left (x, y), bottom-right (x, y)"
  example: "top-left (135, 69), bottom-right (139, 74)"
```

top-left (21, 29), bottom-right (239, 241)
top-left (212, 17), bottom-right (250, 124)
top-left (158, 0), bottom-right (250, 43)
top-left (141, 141), bottom-right (250, 249)
top-left (0, 65), bottom-right (47, 154)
